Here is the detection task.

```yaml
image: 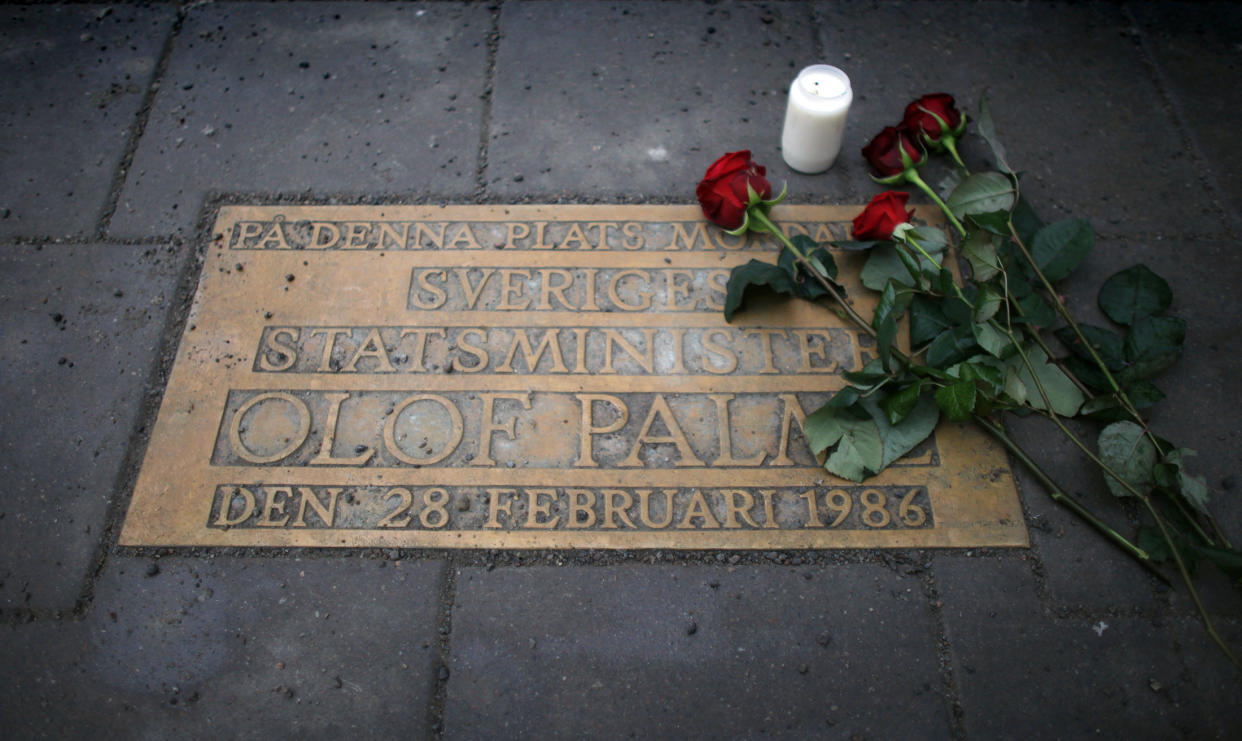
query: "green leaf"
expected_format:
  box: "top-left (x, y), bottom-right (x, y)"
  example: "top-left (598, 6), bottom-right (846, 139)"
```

top-left (866, 394), bottom-right (939, 469)
top-left (972, 321), bottom-right (1012, 359)
top-left (1003, 366), bottom-right (1027, 405)
top-left (803, 404), bottom-right (845, 454)
top-left (824, 416), bottom-right (884, 482)
top-left (904, 226), bottom-right (948, 253)
top-left (1165, 448), bottom-right (1210, 516)
top-left (1054, 324), bottom-right (1125, 370)
top-left (909, 295), bottom-right (951, 348)
top-left (873, 282), bottom-right (900, 372)
top-left (724, 259), bottom-right (794, 321)
top-left (962, 230), bottom-right (1002, 281)
top-left (1138, 525), bottom-right (1203, 574)
top-left (842, 364), bottom-right (891, 386)
top-left (882, 382), bottom-right (923, 425)
top-left (861, 244), bottom-right (939, 291)
top-left (938, 169), bottom-right (965, 199)
top-left (1122, 316), bottom-right (1186, 381)
top-left (956, 361), bottom-right (1004, 390)
top-left (1008, 346), bottom-right (1084, 416)
top-left (973, 286), bottom-right (1004, 323)
top-left (977, 92), bottom-right (1012, 174)
top-left (1016, 291), bottom-right (1057, 328)
top-left (966, 210), bottom-right (1011, 236)
top-left (934, 381), bottom-right (977, 422)
top-left (911, 364), bottom-right (957, 382)
top-left (926, 326), bottom-right (979, 369)
top-left (1197, 544), bottom-right (1242, 578)
top-left (788, 234), bottom-right (819, 257)
top-left (1098, 421), bottom-right (1157, 498)
top-left (827, 387), bottom-right (861, 410)
top-left (1010, 197), bottom-right (1044, 248)
top-left (1081, 396), bottom-right (1121, 418)
top-left (942, 283), bottom-right (976, 326)
top-left (1098, 264), bottom-right (1172, 326)
top-left (947, 172), bottom-right (1016, 220)
top-left (777, 243), bottom-right (844, 304)
top-left (1137, 527), bottom-right (1170, 563)
top-left (1029, 219), bottom-right (1094, 282)
top-left (1125, 379), bottom-right (1165, 409)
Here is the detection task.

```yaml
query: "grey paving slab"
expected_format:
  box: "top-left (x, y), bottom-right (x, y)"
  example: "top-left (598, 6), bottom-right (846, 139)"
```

top-left (487, 2), bottom-right (834, 201)
top-left (110, 2), bottom-right (490, 238)
top-left (1132, 2), bottom-right (1242, 229)
top-left (0, 556), bottom-right (443, 740)
top-left (0, 4), bottom-right (175, 238)
top-left (813, 1), bottom-right (1217, 238)
top-left (445, 564), bottom-right (950, 739)
top-left (935, 556), bottom-right (1242, 739)
top-left (0, 243), bottom-right (184, 611)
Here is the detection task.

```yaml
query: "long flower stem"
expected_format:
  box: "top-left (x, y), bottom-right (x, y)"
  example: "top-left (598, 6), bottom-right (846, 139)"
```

top-left (905, 168), bottom-right (966, 236)
top-left (974, 415), bottom-right (1169, 585)
top-left (1142, 495), bottom-right (1240, 668)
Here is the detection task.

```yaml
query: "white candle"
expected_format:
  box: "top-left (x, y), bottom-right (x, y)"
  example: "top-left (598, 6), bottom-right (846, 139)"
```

top-left (780, 65), bottom-right (853, 174)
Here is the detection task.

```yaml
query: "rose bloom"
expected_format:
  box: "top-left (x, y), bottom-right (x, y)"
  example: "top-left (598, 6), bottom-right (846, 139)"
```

top-left (861, 126), bottom-right (925, 179)
top-left (902, 93), bottom-right (965, 144)
top-left (852, 191), bottom-right (914, 240)
top-left (696, 150), bottom-right (772, 229)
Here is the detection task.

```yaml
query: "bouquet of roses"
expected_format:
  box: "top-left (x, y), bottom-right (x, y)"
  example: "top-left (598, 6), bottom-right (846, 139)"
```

top-left (699, 93), bottom-right (1240, 666)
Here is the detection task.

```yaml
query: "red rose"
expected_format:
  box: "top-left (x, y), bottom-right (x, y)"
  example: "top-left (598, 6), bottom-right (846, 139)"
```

top-left (696, 150), bottom-right (772, 230)
top-left (902, 93), bottom-right (966, 147)
top-left (852, 191), bottom-right (914, 241)
top-left (861, 126), bottom-right (925, 181)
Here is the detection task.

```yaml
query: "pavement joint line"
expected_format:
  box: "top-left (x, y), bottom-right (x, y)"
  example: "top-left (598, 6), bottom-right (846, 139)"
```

top-left (472, 1), bottom-right (501, 202)
top-left (1124, 4), bottom-right (1242, 241)
top-left (428, 558), bottom-right (458, 739)
top-left (0, 226), bottom-right (1227, 246)
top-left (1008, 467), bottom-right (1058, 606)
top-left (70, 239), bottom-right (207, 620)
top-left (922, 562), bottom-right (968, 741)
top-left (97, 2), bottom-right (186, 240)
top-left (808, 2), bottom-right (825, 62)
top-left (0, 236), bottom-right (180, 247)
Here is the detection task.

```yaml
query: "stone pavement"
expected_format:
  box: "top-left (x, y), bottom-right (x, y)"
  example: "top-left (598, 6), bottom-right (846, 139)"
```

top-left (2, 1), bottom-right (1240, 738)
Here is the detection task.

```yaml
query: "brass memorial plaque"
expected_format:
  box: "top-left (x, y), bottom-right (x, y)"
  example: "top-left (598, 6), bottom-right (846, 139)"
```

top-left (120, 205), bottom-right (1027, 548)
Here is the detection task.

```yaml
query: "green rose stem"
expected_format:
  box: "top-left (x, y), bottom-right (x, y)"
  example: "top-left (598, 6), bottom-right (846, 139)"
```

top-left (1008, 336), bottom-right (1240, 669)
top-left (973, 415), bottom-right (1168, 585)
top-left (901, 168), bottom-right (966, 236)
